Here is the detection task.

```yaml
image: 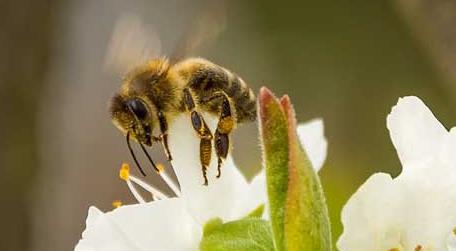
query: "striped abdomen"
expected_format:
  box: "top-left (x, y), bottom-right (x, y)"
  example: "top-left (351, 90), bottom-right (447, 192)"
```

top-left (179, 59), bottom-right (257, 123)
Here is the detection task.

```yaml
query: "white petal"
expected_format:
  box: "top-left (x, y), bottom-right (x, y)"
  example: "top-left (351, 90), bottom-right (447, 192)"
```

top-left (340, 96), bottom-right (456, 251)
top-left (168, 114), bottom-right (250, 224)
top-left (337, 173), bottom-right (401, 251)
top-left (395, 163), bottom-right (456, 251)
top-left (75, 199), bottom-right (200, 251)
top-left (297, 119), bottom-right (328, 172)
top-left (338, 163), bottom-right (456, 251)
top-left (387, 96), bottom-right (447, 168)
top-left (86, 206), bottom-right (104, 227)
top-left (235, 169), bottom-right (269, 219)
top-left (439, 127), bottom-right (456, 168)
top-left (447, 232), bottom-right (456, 251)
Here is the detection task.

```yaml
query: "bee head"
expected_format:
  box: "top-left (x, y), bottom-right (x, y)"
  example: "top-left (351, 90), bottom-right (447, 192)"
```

top-left (109, 94), bottom-right (156, 146)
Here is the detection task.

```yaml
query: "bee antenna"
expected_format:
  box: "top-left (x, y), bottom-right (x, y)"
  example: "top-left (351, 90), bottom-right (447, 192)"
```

top-left (138, 141), bottom-right (159, 173)
top-left (126, 131), bottom-right (147, 176)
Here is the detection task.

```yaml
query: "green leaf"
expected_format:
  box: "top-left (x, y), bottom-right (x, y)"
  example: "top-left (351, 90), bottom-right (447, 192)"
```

top-left (203, 218), bottom-right (224, 236)
top-left (258, 88), bottom-right (290, 251)
top-left (258, 87), bottom-right (332, 251)
top-left (281, 95), bottom-right (332, 251)
top-left (244, 204), bottom-right (265, 218)
top-left (200, 217), bottom-right (274, 251)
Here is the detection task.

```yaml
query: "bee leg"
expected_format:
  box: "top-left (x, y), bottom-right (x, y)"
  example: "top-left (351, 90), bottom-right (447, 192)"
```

top-left (157, 111), bottom-right (173, 161)
top-left (214, 94), bottom-right (234, 178)
top-left (184, 88), bottom-right (213, 185)
top-left (200, 137), bottom-right (212, 186)
top-left (215, 130), bottom-right (229, 178)
top-left (192, 111), bottom-right (213, 186)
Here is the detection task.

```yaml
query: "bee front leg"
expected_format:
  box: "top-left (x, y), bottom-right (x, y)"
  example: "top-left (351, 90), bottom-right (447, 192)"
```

top-left (184, 88), bottom-right (213, 185)
top-left (157, 111), bottom-right (173, 161)
top-left (214, 95), bottom-right (234, 178)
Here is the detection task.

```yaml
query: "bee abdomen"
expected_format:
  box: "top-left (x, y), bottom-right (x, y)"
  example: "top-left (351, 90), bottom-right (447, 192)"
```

top-left (225, 74), bottom-right (256, 122)
top-left (188, 65), bottom-right (256, 123)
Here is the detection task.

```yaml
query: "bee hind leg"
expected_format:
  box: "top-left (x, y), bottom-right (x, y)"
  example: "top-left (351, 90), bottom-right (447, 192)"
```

top-left (213, 94), bottom-right (234, 178)
top-left (184, 88), bottom-right (213, 185)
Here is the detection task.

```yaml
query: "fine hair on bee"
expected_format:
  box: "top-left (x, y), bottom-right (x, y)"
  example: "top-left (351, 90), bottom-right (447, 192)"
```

top-left (109, 57), bottom-right (256, 185)
top-left (107, 4), bottom-right (255, 185)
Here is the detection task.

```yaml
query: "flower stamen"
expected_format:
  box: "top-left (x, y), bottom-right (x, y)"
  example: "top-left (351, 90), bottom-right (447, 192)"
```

top-left (112, 200), bottom-right (122, 208)
top-left (156, 163), bottom-right (181, 196)
top-left (119, 163), bottom-right (168, 202)
top-left (119, 163), bottom-right (148, 203)
top-left (129, 175), bottom-right (168, 199)
top-left (126, 178), bottom-right (147, 203)
top-left (119, 163), bottom-right (130, 181)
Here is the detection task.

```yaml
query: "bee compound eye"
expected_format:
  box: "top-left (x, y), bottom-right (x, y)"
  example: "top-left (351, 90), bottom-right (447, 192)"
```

top-left (127, 99), bottom-right (149, 120)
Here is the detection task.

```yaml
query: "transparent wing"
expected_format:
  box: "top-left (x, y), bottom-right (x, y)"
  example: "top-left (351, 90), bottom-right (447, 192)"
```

top-left (170, 1), bottom-right (227, 62)
top-left (104, 13), bottom-right (162, 75)
top-left (105, 2), bottom-right (227, 74)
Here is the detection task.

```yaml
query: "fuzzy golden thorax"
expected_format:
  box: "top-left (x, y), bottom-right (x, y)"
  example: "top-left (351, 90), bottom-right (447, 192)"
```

top-left (120, 58), bottom-right (170, 95)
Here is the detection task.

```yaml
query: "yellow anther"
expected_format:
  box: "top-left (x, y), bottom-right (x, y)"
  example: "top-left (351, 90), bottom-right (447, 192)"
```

top-left (157, 163), bottom-right (165, 173)
top-left (119, 163), bottom-right (130, 181)
top-left (112, 200), bottom-right (122, 209)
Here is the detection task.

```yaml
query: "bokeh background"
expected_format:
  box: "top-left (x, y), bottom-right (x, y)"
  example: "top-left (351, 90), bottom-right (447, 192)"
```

top-left (2, 0), bottom-right (456, 250)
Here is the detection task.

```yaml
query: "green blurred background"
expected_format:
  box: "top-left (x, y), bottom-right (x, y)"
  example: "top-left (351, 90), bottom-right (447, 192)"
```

top-left (2, 0), bottom-right (456, 250)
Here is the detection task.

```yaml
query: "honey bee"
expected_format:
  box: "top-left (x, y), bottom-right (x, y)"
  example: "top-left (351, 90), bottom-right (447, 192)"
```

top-left (109, 57), bottom-right (256, 185)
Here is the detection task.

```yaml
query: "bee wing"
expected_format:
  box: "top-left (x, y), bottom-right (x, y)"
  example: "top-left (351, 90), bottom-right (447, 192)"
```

top-left (104, 13), bottom-right (162, 75)
top-left (170, 1), bottom-right (227, 62)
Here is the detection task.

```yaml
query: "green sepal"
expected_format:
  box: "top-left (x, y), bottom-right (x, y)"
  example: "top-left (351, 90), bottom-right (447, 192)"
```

top-left (258, 87), bottom-right (332, 251)
top-left (258, 88), bottom-right (290, 250)
top-left (200, 217), bottom-right (274, 251)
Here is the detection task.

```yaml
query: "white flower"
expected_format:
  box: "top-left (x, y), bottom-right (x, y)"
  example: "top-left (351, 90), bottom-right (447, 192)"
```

top-left (338, 96), bottom-right (456, 251)
top-left (75, 115), bottom-right (327, 251)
